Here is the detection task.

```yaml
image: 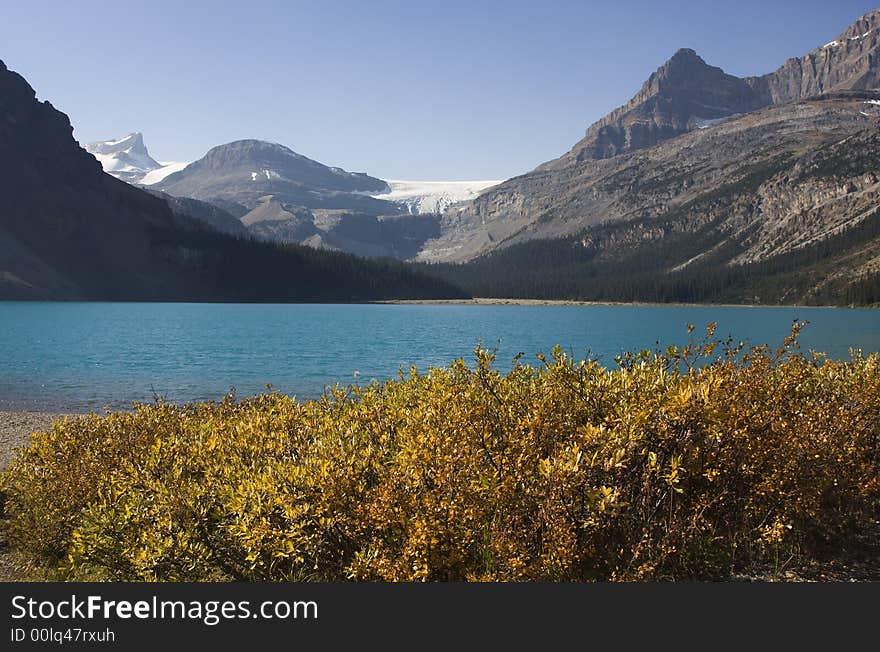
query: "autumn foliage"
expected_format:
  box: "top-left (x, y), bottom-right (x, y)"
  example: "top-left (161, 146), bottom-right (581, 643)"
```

top-left (2, 323), bottom-right (878, 581)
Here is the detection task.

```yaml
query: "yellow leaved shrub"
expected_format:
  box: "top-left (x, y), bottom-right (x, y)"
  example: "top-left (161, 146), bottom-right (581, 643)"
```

top-left (2, 323), bottom-right (878, 581)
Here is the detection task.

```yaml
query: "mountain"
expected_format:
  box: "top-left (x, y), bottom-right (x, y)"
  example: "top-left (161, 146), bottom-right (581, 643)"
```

top-left (411, 10), bottom-right (880, 307)
top-left (154, 139), bottom-right (393, 213)
top-left (85, 132), bottom-right (186, 185)
top-left (421, 98), bottom-right (880, 304)
top-left (89, 134), bottom-right (500, 256)
top-left (753, 10), bottom-right (880, 104)
top-left (0, 60), bottom-right (465, 301)
top-left (557, 48), bottom-right (766, 163)
top-left (411, 10), bottom-right (880, 305)
top-left (423, 93), bottom-right (880, 260)
top-left (152, 139), bottom-right (470, 257)
top-left (0, 61), bottom-right (193, 300)
top-left (551, 10), bottom-right (880, 166)
top-left (245, 210), bottom-right (443, 260)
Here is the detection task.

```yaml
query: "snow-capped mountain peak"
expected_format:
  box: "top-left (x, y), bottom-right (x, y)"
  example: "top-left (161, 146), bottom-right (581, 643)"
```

top-left (85, 133), bottom-right (188, 185)
top-left (87, 131), bottom-right (149, 155)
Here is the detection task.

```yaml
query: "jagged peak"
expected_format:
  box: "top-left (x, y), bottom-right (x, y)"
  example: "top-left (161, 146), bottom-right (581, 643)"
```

top-left (114, 132), bottom-right (144, 148)
top-left (649, 48), bottom-right (721, 86)
top-left (562, 45), bottom-right (763, 162)
top-left (842, 7), bottom-right (880, 35)
top-left (668, 48), bottom-right (704, 64)
top-left (821, 8), bottom-right (880, 48)
top-left (85, 132), bottom-right (152, 157)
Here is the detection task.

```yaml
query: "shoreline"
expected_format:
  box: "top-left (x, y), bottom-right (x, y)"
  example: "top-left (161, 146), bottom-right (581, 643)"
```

top-left (374, 297), bottom-right (861, 308)
top-left (0, 411), bottom-right (68, 473)
top-left (0, 411), bottom-right (68, 581)
top-left (1, 298), bottom-right (873, 309)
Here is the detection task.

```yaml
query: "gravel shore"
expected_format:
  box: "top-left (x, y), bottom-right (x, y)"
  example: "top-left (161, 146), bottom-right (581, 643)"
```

top-left (0, 411), bottom-right (68, 581)
top-left (0, 411), bottom-right (67, 472)
top-left (375, 298), bottom-right (781, 307)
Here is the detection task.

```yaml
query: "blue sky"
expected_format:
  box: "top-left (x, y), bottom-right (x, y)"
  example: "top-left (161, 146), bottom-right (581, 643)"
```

top-left (1, 1), bottom-right (877, 179)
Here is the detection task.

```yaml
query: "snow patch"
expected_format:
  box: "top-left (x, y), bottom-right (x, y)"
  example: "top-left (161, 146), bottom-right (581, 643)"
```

top-left (250, 169), bottom-right (281, 182)
top-left (140, 162), bottom-right (189, 185)
top-left (364, 180), bottom-right (502, 214)
top-left (847, 30), bottom-right (873, 41)
top-left (90, 152), bottom-right (128, 172)
top-left (694, 113), bottom-right (741, 129)
top-left (88, 146), bottom-right (157, 174)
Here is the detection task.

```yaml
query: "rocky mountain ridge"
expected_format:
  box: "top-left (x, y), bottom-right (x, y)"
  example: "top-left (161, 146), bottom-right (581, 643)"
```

top-left (557, 48), bottom-right (766, 163)
top-left (753, 10), bottom-right (880, 105)
top-left (552, 10), bottom-right (880, 167)
top-left (419, 8), bottom-right (880, 282)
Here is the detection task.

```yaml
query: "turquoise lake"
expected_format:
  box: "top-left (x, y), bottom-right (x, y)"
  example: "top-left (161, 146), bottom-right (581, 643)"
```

top-left (0, 302), bottom-right (878, 412)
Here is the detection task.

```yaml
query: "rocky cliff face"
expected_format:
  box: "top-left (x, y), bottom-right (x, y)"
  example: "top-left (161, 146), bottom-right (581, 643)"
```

top-left (421, 95), bottom-right (880, 264)
top-left (548, 9), bottom-right (880, 167)
top-left (423, 9), bottom-right (880, 274)
top-left (752, 10), bottom-right (880, 104)
top-left (558, 49), bottom-right (766, 164)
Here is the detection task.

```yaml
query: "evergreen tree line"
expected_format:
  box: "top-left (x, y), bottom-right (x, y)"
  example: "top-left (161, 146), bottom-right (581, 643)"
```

top-left (414, 210), bottom-right (880, 306)
top-left (148, 226), bottom-right (468, 302)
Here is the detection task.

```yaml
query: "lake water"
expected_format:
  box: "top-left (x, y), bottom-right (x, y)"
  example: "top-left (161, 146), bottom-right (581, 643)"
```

top-left (0, 302), bottom-right (878, 412)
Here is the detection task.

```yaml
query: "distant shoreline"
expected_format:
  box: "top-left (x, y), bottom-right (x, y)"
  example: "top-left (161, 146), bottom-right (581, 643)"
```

top-left (0, 298), bottom-right (873, 308)
top-left (0, 412), bottom-right (68, 472)
top-left (0, 411), bottom-right (70, 581)
top-left (374, 298), bottom-right (860, 308)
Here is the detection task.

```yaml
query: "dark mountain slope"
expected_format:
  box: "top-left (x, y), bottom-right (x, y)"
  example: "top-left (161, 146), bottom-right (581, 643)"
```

top-left (0, 60), bottom-right (465, 301)
top-left (0, 59), bottom-right (198, 299)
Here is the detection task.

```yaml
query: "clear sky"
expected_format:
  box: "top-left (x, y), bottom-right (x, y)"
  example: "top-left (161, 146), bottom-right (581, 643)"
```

top-left (1, 1), bottom-right (877, 179)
